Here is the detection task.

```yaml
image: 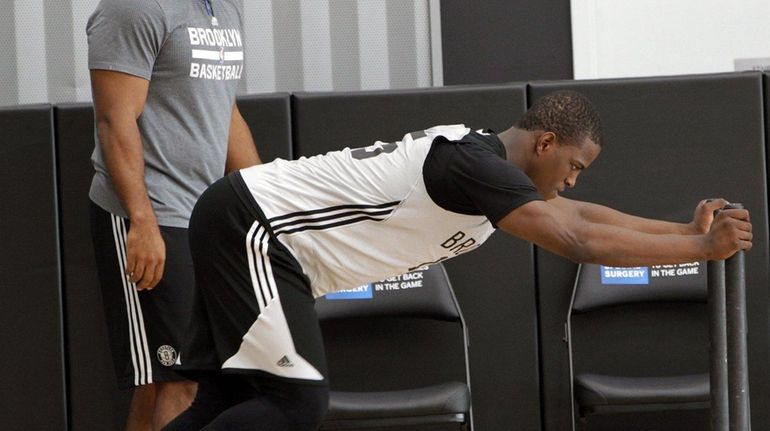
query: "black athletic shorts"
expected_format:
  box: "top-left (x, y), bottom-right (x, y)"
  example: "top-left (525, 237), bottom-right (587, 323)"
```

top-left (90, 202), bottom-right (194, 388)
top-left (175, 172), bottom-right (328, 385)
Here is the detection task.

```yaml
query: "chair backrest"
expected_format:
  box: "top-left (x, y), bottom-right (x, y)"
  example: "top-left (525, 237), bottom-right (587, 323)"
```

top-left (316, 264), bottom-right (462, 322)
top-left (568, 262), bottom-right (711, 372)
top-left (571, 261), bottom-right (708, 313)
top-left (566, 262), bottom-right (712, 428)
top-left (316, 264), bottom-right (470, 393)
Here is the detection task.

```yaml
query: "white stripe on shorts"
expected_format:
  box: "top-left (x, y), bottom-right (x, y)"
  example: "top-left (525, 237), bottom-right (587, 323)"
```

top-left (111, 214), bottom-right (153, 386)
top-left (246, 221), bottom-right (277, 312)
top-left (246, 222), bottom-right (266, 311)
top-left (223, 220), bottom-right (323, 380)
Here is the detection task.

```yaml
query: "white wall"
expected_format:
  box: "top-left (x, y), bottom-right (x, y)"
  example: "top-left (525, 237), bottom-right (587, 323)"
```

top-left (571, 0), bottom-right (770, 79)
top-left (0, 0), bottom-right (441, 106)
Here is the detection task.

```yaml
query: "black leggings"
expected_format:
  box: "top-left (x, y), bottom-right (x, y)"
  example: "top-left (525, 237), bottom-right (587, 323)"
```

top-left (163, 373), bottom-right (329, 431)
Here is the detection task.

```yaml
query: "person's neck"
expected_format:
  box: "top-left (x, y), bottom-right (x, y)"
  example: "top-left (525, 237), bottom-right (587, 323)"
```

top-left (497, 126), bottom-right (534, 171)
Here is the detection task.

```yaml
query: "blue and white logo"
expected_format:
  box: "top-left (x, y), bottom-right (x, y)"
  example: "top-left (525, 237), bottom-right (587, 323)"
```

top-left (325, 284), bottom-right (373, 300)
top-left (600, 266), bottom-right (649, 284)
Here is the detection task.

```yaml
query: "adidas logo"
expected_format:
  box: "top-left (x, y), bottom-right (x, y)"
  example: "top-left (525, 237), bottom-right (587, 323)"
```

top-left (276, 355), bottom-right (294, 368)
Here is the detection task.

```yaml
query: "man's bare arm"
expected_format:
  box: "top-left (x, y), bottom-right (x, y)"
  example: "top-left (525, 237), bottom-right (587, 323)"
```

top-left (498, 199), bottom-right (752, 267)
top-left (551, 196), bottom-right (730, 235)
top-left (225, 103), bottom-right (261, 174)
top-left (91, 69), bottom-right (164, 290)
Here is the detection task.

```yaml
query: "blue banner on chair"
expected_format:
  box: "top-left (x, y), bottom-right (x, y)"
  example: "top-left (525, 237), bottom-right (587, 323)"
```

top-left (325, 284), bottom-right (374, 300)
top-left (600, 266), bottom-right (649, 284)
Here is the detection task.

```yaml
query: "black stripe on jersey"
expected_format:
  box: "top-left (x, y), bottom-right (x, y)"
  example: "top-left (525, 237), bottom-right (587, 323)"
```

top-left (270, 201), bottom-right (401, 236)
top-left (271, 207), bottom-right (395, 233)
top-left (275, 214), bottom-right (392, 236)
top-left (267, 201), bottom-right (400, 223)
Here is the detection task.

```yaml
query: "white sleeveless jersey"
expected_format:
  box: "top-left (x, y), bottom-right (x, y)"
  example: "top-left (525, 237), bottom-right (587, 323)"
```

top-left (239, 124), bottom-right (496, 297)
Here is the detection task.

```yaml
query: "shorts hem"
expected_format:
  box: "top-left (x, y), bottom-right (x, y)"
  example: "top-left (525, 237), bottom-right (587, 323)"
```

top-left (117, 370), bottom-right (192, 389)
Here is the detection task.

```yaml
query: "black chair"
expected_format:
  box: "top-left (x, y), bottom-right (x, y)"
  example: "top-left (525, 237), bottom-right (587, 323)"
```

top-left (565, 263), bottom-right (711, 430)
top-left (316, 264), bottom-right (472, 430)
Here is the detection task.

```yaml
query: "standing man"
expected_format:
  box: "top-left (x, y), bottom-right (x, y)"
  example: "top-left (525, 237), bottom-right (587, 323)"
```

top-left (87, 0), bottom-right (261, 429)
top-left (164, 91), bottom-right (752, 430)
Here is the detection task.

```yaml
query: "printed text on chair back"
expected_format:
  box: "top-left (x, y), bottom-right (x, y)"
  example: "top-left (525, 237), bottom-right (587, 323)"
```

top-left (316, 264), bottom-right (460, 322)
top-left (573, 262), bottom-right (707, 313)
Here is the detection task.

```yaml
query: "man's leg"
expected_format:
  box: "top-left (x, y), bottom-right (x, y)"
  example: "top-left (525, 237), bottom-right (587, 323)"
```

top-left (202, 378), bottom-right (328, 431)
top-left (164, 373), bottom-right (328, 431)
top-left (90, 203), bottom-right (160, 430)
top-left (167, 175), bottom-right (330, 430)
top-left (91, 202), bottom-right (198, 430)
top-left (153, 380), bottom-right (198, 430)
top-left (125, 380), bottom-right (196, 431)
top-left (163, 374), bottom-right (248, 430)
top-left (125, 385), bottom-right (155, 431)
top-left (138, 224), bottom-right (197, 430)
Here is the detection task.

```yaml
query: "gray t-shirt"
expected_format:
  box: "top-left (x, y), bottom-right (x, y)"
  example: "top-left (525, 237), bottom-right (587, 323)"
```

top-left (87, 0), bottom-right (245, 227)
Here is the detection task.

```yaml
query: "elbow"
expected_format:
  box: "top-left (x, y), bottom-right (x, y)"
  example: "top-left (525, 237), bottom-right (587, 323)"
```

top-left (94, 110), bottom-right (137, 148)
top-left (94, 110), bottom-right (118, 141)
top-left (95, 109), bottom-right (125, 133)
top-left (94, 117), bottom-right (111, 143)
top-left (560, 224), bottom-right (599, 264)
top-left (563, 241), bottom-right (596, 264)
top-left (94, 119), bottom-right (123, 152)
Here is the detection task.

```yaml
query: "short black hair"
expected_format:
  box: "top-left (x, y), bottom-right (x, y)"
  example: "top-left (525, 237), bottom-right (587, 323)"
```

top-left (517, 90), bottom-right (603, 147)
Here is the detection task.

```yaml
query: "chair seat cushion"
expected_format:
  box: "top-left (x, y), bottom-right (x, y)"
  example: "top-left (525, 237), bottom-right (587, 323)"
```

top-left (576, 372), bottom-right (710, 407)
top-left (325, 381), bottom-right (470, 420)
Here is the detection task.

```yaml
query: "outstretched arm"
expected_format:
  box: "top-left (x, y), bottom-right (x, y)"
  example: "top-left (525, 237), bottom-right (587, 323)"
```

top-left (550, 196), bottom-right (729, 235)
top-left (498, 199), bottom-right (751, 267)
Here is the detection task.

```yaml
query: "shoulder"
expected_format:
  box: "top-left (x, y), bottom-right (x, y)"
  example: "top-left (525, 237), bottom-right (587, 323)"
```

top-left (93, 0), bottom-right (165, 15)
top-left (441, 132), bottom-right (518, 178)
top-left (456, 130), bottom-right (506, 157)
top-left (219, 0), bottom-right (245, 20)
top-left (428, 128), bottom-right (505, 160)
top-left (88, 0), bottom-right (167, 30)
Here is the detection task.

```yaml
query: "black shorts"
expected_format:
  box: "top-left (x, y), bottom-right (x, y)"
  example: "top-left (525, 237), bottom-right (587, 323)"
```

top-left (90, 202), bottom-right (194, 388)
top-left (175, 173), bottom-right (327, 385)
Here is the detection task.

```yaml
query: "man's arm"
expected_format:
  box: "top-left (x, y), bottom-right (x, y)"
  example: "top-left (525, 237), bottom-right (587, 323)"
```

top-left (225, 103), bottom-right (261, 173)
top-left (498, 199), bottom-right (752, 267)
top-left (551, 196), bottom-right (729, 235)
top-left (91, 69), bottom-right (165, 290)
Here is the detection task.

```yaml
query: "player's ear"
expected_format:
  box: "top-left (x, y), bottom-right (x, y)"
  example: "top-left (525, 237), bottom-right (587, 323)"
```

top-left (535, 131), bottom-right (557, 155)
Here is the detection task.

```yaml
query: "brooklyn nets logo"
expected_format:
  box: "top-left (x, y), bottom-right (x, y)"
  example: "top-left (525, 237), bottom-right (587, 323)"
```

top-left (157, 345), bottom-right (178, 367)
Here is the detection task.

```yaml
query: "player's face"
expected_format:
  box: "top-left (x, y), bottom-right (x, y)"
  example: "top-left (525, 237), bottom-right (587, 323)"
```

top-left (531, 136), bottom-right (600, 200)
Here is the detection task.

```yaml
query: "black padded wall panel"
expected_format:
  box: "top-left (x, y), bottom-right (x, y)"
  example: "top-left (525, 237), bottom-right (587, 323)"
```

top-left (56, 95), bottom-right (292, 430)
top-left (236, 93), bottom-right (293, 162)
top-left (0, 105), bottom-right (66, 430)
top-left (55, 104), bottom-right (131, 431)
top-left (531, 73), bottom-right (770, 431)
top-left (292, 85), bottom-right (528, 155)
top-left (292, 84), bottom-right (540, 431)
